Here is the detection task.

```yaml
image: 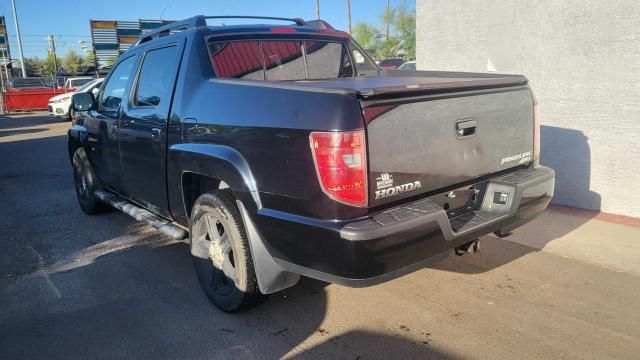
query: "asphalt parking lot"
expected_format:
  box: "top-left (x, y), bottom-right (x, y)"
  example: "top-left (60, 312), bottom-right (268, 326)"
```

top-left (1, 112), bottom-right (639, 360)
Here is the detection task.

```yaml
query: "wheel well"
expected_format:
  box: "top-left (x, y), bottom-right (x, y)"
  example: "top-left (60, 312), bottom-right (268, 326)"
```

top-left (181, 172), bottom-right (230, 218)
top-left (68, 138), bottom-right (82, 160)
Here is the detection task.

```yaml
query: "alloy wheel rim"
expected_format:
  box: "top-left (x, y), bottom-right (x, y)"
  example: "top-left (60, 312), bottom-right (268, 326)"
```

top-left (198, 213), bottom-right (236, 295)
top-left (74, 165), bottom-right (88, 201)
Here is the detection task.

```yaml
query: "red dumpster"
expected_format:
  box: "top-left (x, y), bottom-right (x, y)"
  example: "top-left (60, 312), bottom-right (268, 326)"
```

top-left (2, 87), bottom-right (69, 112)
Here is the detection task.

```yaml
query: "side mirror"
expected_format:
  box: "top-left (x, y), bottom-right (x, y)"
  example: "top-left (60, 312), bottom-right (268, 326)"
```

top-left (71, 92), bottom-right (96, 112)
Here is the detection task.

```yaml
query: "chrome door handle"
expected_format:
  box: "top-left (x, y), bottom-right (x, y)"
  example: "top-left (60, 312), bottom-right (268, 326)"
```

top-left (151, 128), bottom-right (161, 140)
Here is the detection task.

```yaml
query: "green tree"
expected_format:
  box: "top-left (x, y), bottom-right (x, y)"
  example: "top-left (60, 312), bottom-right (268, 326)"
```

top-left (43, 54), bottom-right (60, 76)
top-left (352, 2), bottom-right (416, 61)
top-left (376, 38), bottom-right (401, 59)
top-left (381, 5), bottom-right (396, 40)
top-left (395, 5), bottom-right (416, 60)
top-left (352, 22), bottom-right (380, 51)
top-left (82, 52), bottom-right (95, 68)
top-left (23, 57), bottom-right (46, 77)
top-left (62, 50), bottom-right (84, 76)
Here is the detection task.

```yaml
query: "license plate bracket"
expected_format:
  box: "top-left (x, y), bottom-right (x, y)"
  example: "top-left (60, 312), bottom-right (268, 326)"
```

top-left (429, 182), bottom-right (488, 218)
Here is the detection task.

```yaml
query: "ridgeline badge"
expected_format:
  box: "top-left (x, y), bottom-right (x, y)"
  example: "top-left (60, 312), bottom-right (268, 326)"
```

top-left (501, 151), bottom-right (532, 165)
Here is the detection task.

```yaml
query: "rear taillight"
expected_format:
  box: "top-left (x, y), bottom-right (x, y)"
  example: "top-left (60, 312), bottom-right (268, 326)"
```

top-left (310, 130), bottom-right (368, 207)
top-left (533, 103), bottom-right (541, 167)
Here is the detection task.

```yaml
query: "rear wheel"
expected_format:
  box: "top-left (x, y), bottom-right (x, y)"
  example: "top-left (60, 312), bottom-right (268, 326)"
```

top-left (72, 148), bottom-right (109, 215)
top-left (190, 190), bottom-right (264, 312)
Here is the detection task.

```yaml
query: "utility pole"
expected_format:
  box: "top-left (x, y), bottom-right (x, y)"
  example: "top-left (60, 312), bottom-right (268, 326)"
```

top-left (316, 0), bottom-right (320, 19)
top-left (0, 48), bottom-right (5, 92)
top-left (11, 0), bottom-right (27, 78)
top-left (2, 48), bottom-right (9, 81)
top-left (386, 0), bottom-right (390, 40)
top-left (346, 0), bottom-right (352, 34)
top-left (48, 35), bottom-right (59, 79)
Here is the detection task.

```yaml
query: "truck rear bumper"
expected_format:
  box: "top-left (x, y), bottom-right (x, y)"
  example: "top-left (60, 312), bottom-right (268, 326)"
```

top-left (254, 166), bottom-right (555, 287)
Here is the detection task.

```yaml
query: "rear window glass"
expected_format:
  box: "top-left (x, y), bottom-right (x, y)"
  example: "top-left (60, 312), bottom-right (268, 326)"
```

top-left (209, 41), bottom-right (264, 79)
top-left (208, 39), bottom-right (356, 81)
top-left (262, 41), bottom-right (305, 81)
top-left (304, 41), bottom-right (352, 79)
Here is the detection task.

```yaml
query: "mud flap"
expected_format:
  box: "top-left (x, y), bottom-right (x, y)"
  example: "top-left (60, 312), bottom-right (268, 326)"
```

top-left (236, 201), bottom-right (300, 294)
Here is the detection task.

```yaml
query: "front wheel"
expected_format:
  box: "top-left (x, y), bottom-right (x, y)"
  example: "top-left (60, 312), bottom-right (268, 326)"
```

top-left (71, 148), bottom-right (109, 215)
top-left (190, 190), bottom-right (264, 312)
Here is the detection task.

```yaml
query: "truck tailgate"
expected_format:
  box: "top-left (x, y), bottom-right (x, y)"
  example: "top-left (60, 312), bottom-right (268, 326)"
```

top-left (363, 86), bottom-right (534, 206)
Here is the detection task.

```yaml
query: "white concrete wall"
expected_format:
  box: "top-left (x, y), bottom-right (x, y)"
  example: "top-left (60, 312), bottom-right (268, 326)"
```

top-left (416, 0), bottom-right (640, 218)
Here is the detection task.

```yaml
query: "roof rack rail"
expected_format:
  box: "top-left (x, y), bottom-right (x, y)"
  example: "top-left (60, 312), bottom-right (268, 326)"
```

top-left (133, 15), bottom-right (307, 48)
top-left (204, 16), bottom-right (306, 27)
top-left (134, 15), bottom-right (207, 46)
top-left (304, 20), bottom-right (335, 30)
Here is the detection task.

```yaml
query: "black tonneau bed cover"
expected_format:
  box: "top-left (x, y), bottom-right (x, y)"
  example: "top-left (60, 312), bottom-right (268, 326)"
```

top-left (297, 70), bottom-right (529, 99)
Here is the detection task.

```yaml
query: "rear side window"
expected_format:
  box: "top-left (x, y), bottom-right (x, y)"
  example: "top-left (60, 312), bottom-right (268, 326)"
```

top-left (135, 46), bottom-right (179, 107)
top-left (207, 39), bottom-right (356, 81)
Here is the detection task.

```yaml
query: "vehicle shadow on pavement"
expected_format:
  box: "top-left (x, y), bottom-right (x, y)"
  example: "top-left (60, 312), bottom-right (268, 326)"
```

top-left (0, 113), bottom-right (59, 129)
top-left (288, 329), bottom-right (457, 359)
top-left (0, 128), bottom-right (49, 137)
top-left (0, 241), bottom-right (457, 360)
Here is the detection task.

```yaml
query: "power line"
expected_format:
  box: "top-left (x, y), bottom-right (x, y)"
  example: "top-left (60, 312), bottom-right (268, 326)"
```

top-left (6, 34), bottom-right (88, 37)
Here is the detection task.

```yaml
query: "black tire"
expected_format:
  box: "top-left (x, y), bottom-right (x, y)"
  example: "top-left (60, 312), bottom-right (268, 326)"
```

top-left (189, 190), bottom-right (264, 312)
top-left (68, 107), bottom-right (75, 122)
top-left (71, 148), bottom-right (109, 215)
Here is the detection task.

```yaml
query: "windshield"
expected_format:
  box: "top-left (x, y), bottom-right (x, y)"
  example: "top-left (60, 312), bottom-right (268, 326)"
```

top-left (69, 78), bottom-right (93, 87)
top-left (74, 79), bottom-right (98, 93)
top-left (398, 62), bottom-right (416, 71)
top-left (207, 38), bottom-right (379, 80)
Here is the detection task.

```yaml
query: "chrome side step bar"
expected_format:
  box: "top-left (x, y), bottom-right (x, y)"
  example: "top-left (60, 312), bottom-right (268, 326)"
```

top-left (95, 190), bottom-right (188, 240)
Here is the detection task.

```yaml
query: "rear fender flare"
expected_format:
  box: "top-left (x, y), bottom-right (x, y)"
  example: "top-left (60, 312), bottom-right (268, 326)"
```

top-left (170, 143), bottom-right (261, 211)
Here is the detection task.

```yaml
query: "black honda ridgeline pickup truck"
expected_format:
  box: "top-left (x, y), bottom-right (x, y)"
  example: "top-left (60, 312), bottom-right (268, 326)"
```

top-left (68, 16), bottom-right (555, 312)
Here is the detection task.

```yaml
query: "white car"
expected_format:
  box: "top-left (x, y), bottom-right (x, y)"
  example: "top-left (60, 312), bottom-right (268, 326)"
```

top-left (48, 78), bottom-right (103, 120)
top-left (64, 77), bottom-right (94, 89)
top-left (398, 61), bottom-right (416, 71)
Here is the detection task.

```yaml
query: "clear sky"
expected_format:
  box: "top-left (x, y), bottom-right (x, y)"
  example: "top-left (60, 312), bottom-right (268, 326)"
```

top-left (0, 0), bottom-right (413, 59)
